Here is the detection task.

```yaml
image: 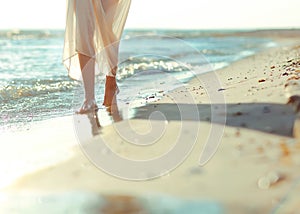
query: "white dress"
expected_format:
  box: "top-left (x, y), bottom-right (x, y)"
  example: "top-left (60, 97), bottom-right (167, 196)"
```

top-left (63, 0), bottom-right (131, 80)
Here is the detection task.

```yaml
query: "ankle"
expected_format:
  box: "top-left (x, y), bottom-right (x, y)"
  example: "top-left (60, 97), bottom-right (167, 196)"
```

top-left (84, 98), bottom-right (96, 104)
top-left (108, 67), bottom-right (118, 76)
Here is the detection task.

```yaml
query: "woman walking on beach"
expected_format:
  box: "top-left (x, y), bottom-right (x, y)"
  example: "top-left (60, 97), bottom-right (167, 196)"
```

top-left (63, 0), bottom-right (131, 114)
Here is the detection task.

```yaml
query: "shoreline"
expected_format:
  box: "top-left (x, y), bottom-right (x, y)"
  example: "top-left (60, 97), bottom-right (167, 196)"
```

top-left (1, 32), bottom-right (300, 213)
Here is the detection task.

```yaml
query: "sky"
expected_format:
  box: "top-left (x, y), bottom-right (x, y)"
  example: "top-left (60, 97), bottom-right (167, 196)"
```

top-left (0, 0), bottom-right (299, 30)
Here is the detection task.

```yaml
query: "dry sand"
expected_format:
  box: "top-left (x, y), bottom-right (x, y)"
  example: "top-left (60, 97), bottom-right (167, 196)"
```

top-left (1, 31), bottom-right (300, 213)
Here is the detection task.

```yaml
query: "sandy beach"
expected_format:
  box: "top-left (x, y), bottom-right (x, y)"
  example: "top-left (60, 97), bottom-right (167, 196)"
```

top-left (1, 30), bottom-right (300, 213)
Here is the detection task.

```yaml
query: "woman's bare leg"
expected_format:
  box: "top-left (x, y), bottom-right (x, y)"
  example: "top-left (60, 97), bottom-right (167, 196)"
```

top-left (101, 0), bottom-right (119, 75)
top-left (101, 0), bottom-right (120, 107)
top-left (74, 0), bottom-right (97, 113)
top-left (77, 53), bottom-right (96, 113)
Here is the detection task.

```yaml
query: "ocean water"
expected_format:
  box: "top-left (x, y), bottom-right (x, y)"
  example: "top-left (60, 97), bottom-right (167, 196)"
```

top-left (0, 29), bottom-right (276, 132)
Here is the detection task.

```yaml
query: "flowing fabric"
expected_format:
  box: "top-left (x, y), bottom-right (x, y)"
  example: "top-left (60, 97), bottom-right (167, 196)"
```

top-left (63, 0), bottom-right (131, 80)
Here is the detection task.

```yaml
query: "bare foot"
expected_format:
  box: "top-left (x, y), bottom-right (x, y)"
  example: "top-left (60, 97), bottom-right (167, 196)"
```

top-left (76, 99), bottom-right (98, 114)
